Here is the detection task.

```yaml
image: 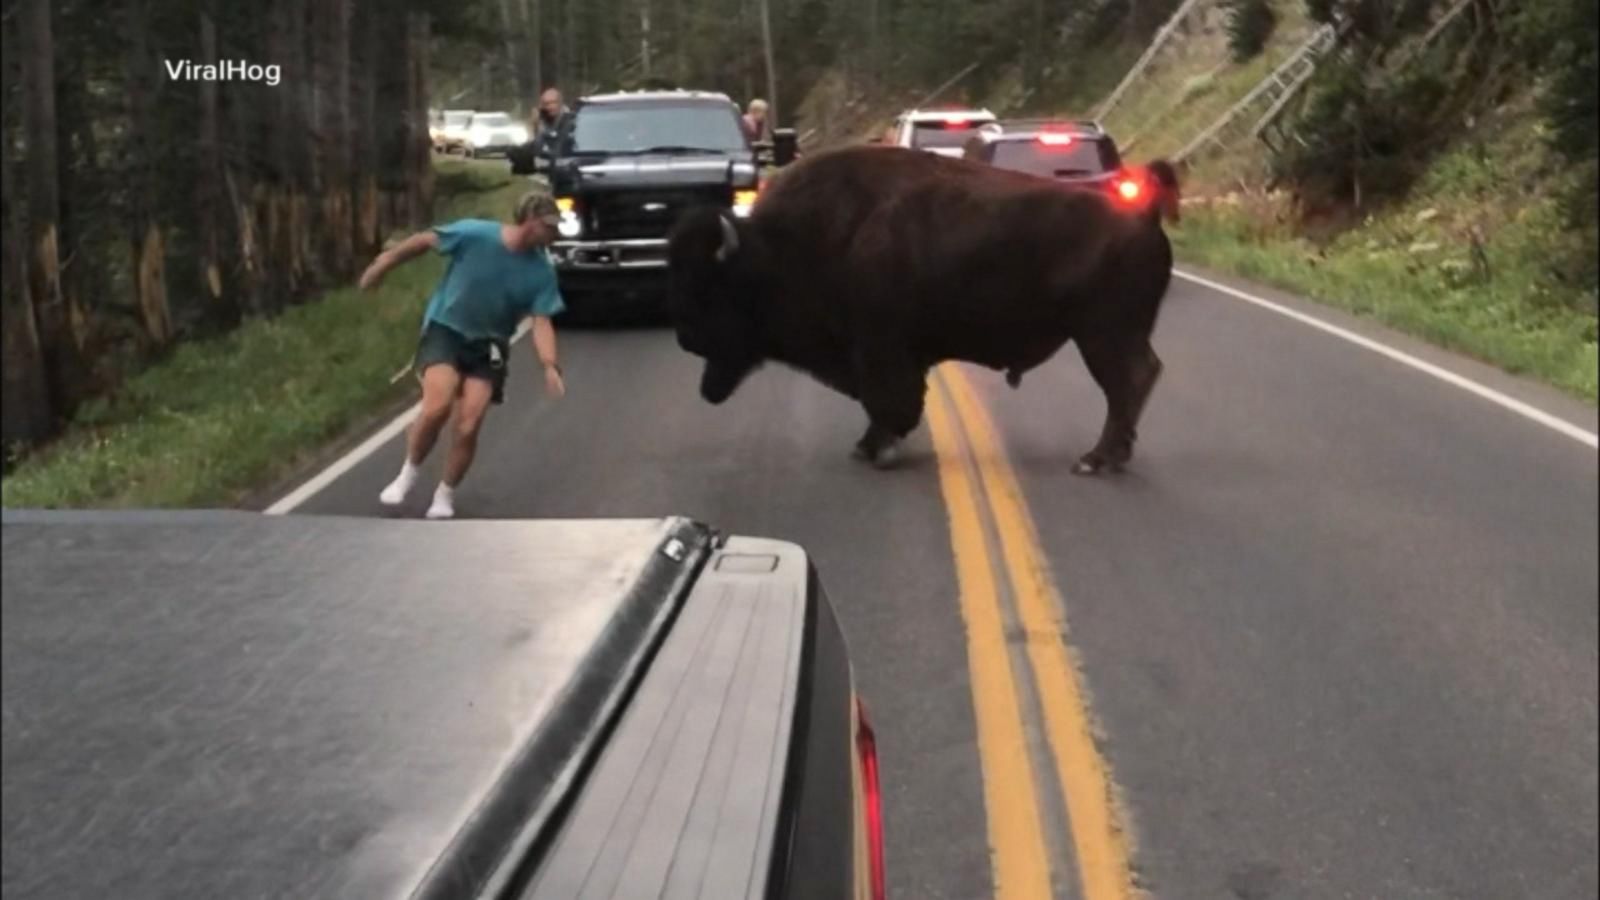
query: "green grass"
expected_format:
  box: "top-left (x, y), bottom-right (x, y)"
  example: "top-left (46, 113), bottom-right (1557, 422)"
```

top-left (1171, 205), bottom-right (1599, 402)
top-left (2, 159), bottom-right (522, 509)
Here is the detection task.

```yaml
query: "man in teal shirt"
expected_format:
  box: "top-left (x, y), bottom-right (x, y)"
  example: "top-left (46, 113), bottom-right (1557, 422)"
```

top-left (359, 188), bottom-right (568, 519)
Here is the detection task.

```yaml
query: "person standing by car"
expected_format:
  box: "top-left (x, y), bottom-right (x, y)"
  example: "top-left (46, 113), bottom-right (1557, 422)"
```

top-left (358, 187), bottom-right (568, 519)
top-left (532, 87), bottom-right (570, 160)
top-left (740, 98), bottom-right (769, 144)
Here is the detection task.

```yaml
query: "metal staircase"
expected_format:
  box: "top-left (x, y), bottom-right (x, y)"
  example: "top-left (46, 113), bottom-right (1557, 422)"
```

top-left (1174, 21), bottom-right (1342, 164)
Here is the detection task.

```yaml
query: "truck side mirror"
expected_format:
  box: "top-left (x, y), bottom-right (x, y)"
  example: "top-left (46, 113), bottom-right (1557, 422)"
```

top-left (772, 128), bottom-right (799, 167)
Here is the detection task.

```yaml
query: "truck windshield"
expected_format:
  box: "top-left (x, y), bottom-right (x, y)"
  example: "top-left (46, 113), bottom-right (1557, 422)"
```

top-left (571, 103), bottom-right (748, 155)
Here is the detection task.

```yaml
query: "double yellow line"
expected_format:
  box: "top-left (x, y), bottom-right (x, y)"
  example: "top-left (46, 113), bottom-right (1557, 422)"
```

top-left (925, 364), bottom-right (1136, 900)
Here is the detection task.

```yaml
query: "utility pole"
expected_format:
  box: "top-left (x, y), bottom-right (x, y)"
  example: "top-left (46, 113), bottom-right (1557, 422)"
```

top-left (757, 0), bottom-right (777, 124)
top-left (640, 2), bottom-right (652, 80)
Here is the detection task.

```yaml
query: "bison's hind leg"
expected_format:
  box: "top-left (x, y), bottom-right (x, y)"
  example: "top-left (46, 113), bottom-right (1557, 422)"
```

top-left (1073, 338), bottom-right (1164, 476)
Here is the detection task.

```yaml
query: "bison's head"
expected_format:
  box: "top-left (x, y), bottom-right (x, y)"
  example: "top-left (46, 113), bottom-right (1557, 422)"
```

top-left (667, 206), bottom-right (767, 405)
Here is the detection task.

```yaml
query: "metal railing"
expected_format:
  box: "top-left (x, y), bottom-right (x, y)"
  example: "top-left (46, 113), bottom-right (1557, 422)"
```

top-left (1174, 22), bottom-right (1340, 164)
top-left (1093, 0), bottom-right (1214, 122)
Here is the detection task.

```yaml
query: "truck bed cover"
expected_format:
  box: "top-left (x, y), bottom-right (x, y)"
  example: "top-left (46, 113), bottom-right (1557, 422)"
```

top-left (1, 510), bottom-right (715, 900)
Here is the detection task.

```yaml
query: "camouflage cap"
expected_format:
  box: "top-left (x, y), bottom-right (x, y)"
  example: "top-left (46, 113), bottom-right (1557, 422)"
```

top-left (513, 184), bottom-right (562, 227)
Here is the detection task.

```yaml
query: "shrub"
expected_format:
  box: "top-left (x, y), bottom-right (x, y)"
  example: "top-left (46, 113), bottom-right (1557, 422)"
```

top-left (1227, 0), bottom-right (1278, 62)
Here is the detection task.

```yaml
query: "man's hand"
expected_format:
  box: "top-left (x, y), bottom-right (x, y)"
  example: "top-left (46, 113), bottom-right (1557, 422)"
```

top-left (543, 363), bottom-right (566, 398)
top-left (359, 260), bottom-right (386, 291)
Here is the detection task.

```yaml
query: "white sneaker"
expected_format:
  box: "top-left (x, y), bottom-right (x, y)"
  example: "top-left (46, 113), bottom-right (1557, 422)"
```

top-left (425, 484), bottom-right (456, 520)
top-left (380, 464), bottom-right (418, 507)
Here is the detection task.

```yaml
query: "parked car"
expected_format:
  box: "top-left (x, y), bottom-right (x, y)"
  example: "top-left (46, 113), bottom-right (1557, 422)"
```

top-left (1, 510), bottom-right (885, 900)
top-left (465, 110), bottom-right (530, 158)
top-left (433, 108), bottom-right (475, 155)
top-left (888, 107), bottom-right (999, 158)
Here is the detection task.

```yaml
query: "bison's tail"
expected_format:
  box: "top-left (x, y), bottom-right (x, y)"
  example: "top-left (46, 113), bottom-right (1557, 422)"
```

top-left (1145, 159), bottom-right (1181, 226)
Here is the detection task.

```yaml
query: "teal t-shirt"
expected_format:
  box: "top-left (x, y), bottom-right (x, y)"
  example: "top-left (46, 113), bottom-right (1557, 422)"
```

top-left (422, 219), bottom-right (566, 341)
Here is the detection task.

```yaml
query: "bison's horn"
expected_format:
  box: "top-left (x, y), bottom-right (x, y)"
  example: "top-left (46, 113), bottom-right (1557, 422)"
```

top-left (714, 213), bottom-right (740, 262)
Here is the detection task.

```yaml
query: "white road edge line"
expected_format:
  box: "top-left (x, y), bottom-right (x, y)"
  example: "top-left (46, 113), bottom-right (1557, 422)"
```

top-left (1174, 268), bottom-right (1599, 449)
top-left (263, 321), bottom-right (533, 515)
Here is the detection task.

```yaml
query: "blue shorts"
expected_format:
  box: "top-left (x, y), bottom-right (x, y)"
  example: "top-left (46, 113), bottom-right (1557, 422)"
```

top-left (414, 321), bottom-right (509, 404)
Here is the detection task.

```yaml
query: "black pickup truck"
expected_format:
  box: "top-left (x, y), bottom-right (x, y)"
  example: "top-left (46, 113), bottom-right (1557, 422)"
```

top-left (511, 89), bottom-right (797, 325)
top-left (1, 511), bottom-right (884, 900)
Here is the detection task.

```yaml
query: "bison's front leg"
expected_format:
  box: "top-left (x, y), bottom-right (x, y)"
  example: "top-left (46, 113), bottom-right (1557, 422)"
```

top-left (850, 352), bottom-right (928, 469)
top-left (1074, 338), bottom-right (1164, 475)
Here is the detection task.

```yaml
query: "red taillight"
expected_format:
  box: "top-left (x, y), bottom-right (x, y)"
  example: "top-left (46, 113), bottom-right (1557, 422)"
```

top-left (1038, 132), bottom-right (1074, 146)
top-left (1117, 178), bottom-right (1142, 202)
top-left (943, 117), bottom-right (971, 128)
top-left (857, 696), bottom-right (886, 900)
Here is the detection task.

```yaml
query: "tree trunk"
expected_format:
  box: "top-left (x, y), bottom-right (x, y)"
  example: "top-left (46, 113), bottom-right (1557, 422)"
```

top-left (867, 0), bottom-right (880, 88)
top-left (263, 0), bottom-right (295, 312)
top-left (198, 4), bottom-right (231, 318)
top-left (499, 0), bottom-right (529, 114)
top-left (354, 0), bottom-right (382, 260)
top-left (406, 11), bottom-right (435, 226)
top-left (289, 0), bottom-right (314, 290)
top-left (528, 0), bottom-right (543, 90)
top-left (21, 0), bottom-right (81, 425)
top-left (1, 127), bottom-right (53, 450)
top-left (125, 3), bottom-right (177, 336)
top-left (326, 0), bottom-right (354, 275)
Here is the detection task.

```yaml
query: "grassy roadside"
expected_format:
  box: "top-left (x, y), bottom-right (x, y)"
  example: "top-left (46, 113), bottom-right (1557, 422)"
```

top-left (1171, 208), bottom-right (1599, 402)
top-left (1167, 101), bottom-right (1599, 404)
top-left (2, 158), bottom-right (522, 509)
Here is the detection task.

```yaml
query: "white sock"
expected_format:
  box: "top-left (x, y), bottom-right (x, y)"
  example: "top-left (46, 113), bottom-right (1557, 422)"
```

top-left (426, 482), bottom-right (456, 519)
top-left (380, 460), bottom-right (420, 506)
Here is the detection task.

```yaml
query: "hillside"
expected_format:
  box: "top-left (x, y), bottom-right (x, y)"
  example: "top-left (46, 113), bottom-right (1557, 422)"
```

top-left (792, 0), bottom-right (1596, 401)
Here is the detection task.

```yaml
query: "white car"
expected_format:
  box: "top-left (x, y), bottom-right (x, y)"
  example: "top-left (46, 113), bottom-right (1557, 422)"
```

top-left (434, 109), bottom-right (476, 154)
top-left (466, 111), bottom-right (530, 157)
top-left (890, 108), bottom-right (999, 158)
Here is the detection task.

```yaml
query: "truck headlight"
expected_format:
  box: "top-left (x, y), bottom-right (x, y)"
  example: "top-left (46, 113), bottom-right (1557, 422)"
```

top-left (732, 189), bottom-right (759, 218)
top-left (469, 127), bottom-right (491, 147)
top-left (555, 198), bottom-right (582, 238)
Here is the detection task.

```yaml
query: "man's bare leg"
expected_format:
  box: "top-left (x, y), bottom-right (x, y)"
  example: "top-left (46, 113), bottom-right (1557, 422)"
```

top-left (381, 365), bottom-right (460, 506)
top-left (427, 376), bottom-right (494, 519)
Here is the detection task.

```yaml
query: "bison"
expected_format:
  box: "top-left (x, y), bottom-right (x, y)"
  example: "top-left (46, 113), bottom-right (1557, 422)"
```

top-left (666, 144), bottom-right (1181, 474)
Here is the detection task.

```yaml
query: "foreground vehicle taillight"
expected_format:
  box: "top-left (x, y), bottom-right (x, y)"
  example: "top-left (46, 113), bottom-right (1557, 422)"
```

top-left (856, 696), bottom-right (886, 900)
top-left (1115, 175), bottom-right (1143, 203)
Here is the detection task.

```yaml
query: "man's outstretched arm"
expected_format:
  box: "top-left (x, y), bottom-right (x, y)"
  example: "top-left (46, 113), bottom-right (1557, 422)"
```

top-left (359, 230), bottom-right (439, 290)
top-left (529, 315), bottom-right (565, 397)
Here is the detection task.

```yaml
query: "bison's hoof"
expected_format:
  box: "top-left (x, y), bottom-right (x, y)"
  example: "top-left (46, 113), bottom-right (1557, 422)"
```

top-left (1072, 455), bottom-right (1124, 476)
top-left (871, 441), bottom-right (904, 469)
top-left (851, 439), bottom-right (903, 469)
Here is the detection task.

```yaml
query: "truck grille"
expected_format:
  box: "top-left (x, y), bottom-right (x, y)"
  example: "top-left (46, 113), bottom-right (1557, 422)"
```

top-left (583, 188), bottom-right (731, 240)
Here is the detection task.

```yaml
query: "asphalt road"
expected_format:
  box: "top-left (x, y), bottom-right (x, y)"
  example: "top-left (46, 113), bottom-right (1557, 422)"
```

top-left (285, 269), bottom-right (1598, 900)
